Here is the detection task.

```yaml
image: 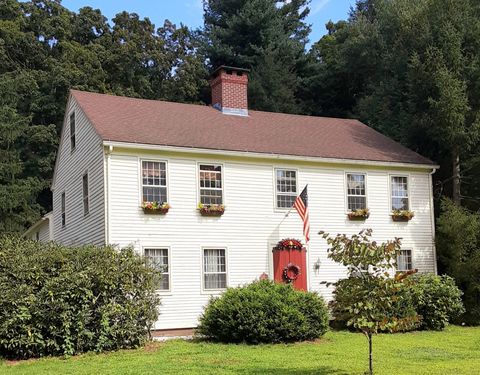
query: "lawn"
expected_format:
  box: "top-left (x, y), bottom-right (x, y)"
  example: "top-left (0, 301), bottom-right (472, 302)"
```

top-left (1, 326), bottom-right (479, 375)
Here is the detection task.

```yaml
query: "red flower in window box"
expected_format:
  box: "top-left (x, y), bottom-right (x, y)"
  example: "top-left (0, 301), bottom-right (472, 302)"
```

top-left (198, 203), bottom-right (225, 216)
top-left (347, 208), bottom-right (370, 220)
top-left (142, 201), bottom-right (170, 214)
top-left (391, 209), bottom-right (414, 221)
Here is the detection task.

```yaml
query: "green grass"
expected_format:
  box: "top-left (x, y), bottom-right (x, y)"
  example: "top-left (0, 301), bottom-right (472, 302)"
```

top-left (1, 326), bottom-right (479, 375)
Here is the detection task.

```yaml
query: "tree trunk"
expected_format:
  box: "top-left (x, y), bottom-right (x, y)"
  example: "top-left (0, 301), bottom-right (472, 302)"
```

top-left (368, 332), bottom-right (373, 375)
top-left (452, 145), bottom-right (461, 206)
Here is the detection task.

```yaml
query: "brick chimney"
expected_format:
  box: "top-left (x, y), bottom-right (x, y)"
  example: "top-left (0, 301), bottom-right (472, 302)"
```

top-left (210, 66), bottom-right (249, 116)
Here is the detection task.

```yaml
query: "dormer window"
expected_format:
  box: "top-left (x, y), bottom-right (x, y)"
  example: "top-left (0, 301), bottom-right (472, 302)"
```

top-left (70, 112), bottom-right (76, 151)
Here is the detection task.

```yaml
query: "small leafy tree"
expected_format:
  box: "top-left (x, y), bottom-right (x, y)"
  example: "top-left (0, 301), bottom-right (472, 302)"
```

top-left (320, 229), bottom-right (420, 375)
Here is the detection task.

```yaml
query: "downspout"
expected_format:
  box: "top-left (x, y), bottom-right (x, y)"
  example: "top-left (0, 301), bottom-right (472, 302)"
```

top-left (104, 145), bottom-right (113, 245)
top-left (429, 168), bottom-right (438, 274)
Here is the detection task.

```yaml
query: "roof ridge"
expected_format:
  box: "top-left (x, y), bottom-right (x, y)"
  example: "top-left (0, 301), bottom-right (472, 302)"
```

top-left (70, 89), bottom-right (362, 123)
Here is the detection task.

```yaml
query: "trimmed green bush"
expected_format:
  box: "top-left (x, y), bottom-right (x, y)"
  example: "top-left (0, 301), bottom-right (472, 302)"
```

top-left (0, 236), bottom-right (160, 359)
top-left (197, 280), bottom-right (329, 343)
top-left (409, 273), bottom-right (464, 330)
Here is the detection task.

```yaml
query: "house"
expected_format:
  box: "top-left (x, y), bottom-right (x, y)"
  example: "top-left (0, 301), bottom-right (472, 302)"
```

top-left (24, 211), bottom-right (53, 242)
top-left (33, 66), bottom-right (438, 331)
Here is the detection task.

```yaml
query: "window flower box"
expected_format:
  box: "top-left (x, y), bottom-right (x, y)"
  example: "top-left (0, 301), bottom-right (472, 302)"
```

top-left (142, 201), bottom-right (170, 214)
top-left (347, 208), bottom-right (370, 220)
top-left (391, 209), bottom-right (414, 222)
top-left (198, 203), bottom-right (225, 216)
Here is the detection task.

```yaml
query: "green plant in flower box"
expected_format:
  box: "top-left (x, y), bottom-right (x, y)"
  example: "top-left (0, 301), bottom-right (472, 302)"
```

top-left (142, 201), bottom-right (170, 214)
top-left (348, 208), bottom-right (370, 220)
top-left (198, 203), bottom-right (225, 216)
top-left (391, 209), bottom-right (414, 221)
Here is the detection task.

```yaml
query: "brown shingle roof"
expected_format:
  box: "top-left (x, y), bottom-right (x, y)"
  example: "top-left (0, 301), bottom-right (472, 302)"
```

top-left (71, 90), bottom-right (434, 166)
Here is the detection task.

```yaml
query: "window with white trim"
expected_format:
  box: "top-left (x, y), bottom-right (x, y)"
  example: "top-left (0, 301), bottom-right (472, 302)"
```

top-left (276, 169), bottom-right (297, 208)
top-left (199, 164), bottom-right (223, 205)
top-left (82, 173), bottom-right (89, 216)
top-left (346, 173), bottom-right (367, 210)
top-left (61, 192), bottom-right (66, 227)
top-left (391, 176), bottom-right (409, 210)
top-left (203, 248), bottom-right (227, 290)
top-left (141, 161), bottom-right (167, 203)
top-left (144, 248), bottom-right (170, 290)
top-left (70, 112), bottom-right (76, 151)
top-left (397, 249), bottom-right (413, 272)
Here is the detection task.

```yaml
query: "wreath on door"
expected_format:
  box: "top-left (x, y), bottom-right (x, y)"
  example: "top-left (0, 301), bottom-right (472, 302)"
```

top-left (283, 263), bottom-right (301, 282)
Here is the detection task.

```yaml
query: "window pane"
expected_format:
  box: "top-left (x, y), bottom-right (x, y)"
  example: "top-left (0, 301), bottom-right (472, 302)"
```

top-left (145, 248), bottom-right (169, 290)
top-left (199, 165), bottom-right (223, 205)
top-left (348, 196), bottom-right (367, 211)
top-left (203, 249), bottom-right (226, 289)
top-left (392, 197), bottom-right (409, 210)
top-left (276, 169), bottom-right (297, 208)
top-left (204, 273), bottom-right (227, 289)
top-left (83, 174), bottom-right (89, 215)
top-left (141, 160), bottom-right (167, 203)
top-left (391, 176), bottom-right (409, 210)
top-left (397, 250), bottom-right (412, 271)
top-left (277, 194), bottom-right (296, 208)
top-left (347, 174), bottom-right (365, 195)
top-left (143, 186), bottom-right (167, 203)
top-left (70, 112), bottom-right (76, 150)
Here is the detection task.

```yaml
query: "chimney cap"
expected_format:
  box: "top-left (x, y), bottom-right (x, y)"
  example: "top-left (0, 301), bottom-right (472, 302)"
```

top-left (211, 65), bottom-right (250, 77)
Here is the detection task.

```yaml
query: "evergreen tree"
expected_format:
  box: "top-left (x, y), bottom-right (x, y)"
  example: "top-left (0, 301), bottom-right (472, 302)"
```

top-left (203, 0), bottom-right (311, 113)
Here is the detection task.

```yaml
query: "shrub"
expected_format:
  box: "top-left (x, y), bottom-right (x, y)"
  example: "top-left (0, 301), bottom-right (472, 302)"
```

top-left (436, 198), bottom-right (480, 325)
top-left (0, 235), bottom-right (160, 359)
top-left (197, 280), bottom-right (329, 343)
top-left (409, 274), bottom-right (464, 330)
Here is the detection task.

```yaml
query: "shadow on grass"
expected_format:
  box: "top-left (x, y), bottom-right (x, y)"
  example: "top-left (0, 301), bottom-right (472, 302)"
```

top-left (238, 366), bottom-right (349, 375)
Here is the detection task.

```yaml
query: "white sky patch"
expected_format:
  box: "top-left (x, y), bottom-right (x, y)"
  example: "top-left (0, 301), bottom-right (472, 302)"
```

top-left (310, 0), bottom-right (332, 16)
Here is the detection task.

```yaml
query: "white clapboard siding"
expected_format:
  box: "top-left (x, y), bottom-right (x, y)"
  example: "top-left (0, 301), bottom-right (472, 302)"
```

top-left (107, 150), bottom-right (436, 330)
top-left (51, 97), bottom-right (105, 246)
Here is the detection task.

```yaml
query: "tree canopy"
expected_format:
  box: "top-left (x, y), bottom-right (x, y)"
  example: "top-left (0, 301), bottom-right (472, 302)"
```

top-left (1, 0), bottom-right (480, 235)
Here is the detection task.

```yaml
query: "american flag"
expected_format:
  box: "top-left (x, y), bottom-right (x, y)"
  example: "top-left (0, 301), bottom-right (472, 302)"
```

top-left (293, 185), bottom-right (310, 242)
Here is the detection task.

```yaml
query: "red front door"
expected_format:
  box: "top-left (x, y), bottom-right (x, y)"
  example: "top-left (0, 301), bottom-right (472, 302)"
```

top-left (273, 247), bottom-right (307, 291)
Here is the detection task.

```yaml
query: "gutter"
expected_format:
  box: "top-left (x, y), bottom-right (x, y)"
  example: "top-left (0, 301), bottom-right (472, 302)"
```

top-left (429, 168), bottom-right (438, 274)
top-left (102, 141), bottom-right (439, 171)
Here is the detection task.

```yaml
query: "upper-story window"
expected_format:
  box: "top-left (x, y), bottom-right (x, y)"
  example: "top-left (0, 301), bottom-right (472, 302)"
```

top-left (391, 176), bottom-right (409, 210)
top-left (144, 248), bottom-right (170, 291)
top-left (61, 192), bottom-right (66, 227)
top-left (199, 164), bottom-right (223, 205)
top-left (397, 249), bottom-right (413, 272)
top-left (82, 173), bottom-right (89, 216)
top-left (346, 173), bottom-right (367, 210)
top-left (70, 112), bottom-right (76, 151)
top-left (142, 161), bottom-right (167, 203)
top-left (276, 169), bottom-right (297, 208)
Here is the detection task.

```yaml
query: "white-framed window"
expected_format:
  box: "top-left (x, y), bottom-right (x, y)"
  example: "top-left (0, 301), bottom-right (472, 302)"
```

top-left (199, 164), bottom-right (223, 205)
top-left (203, 248), bottom-right (227, 290)
top-left (82, 173), bottom-right (89, 216)
top-left (144, 248), bottom-right (170, 291)
top-left (346, 173), bottom-right (367, 210)
top-left (70, 112), bottom-right (76, 151)
top-left (391, 176), bottom-right (409, 210)
top-left (141, 160), bottom-right (167, 203)
top-left (397, 249), bottom-right (413, 272)
top-left (61, 192), bottom-right (66, 227)
top-left (275, 169), bottom-right (297, 208)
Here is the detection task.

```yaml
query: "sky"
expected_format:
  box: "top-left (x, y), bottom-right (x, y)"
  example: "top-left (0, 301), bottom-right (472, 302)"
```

top-left (61, 0), bottom-right (356, 45)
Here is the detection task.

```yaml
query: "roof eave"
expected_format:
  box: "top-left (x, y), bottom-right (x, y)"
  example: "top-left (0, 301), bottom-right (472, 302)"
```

top-left (102, 140), bottom-right (439, 170)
